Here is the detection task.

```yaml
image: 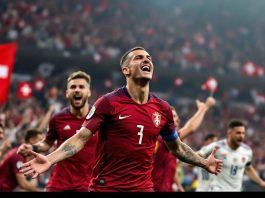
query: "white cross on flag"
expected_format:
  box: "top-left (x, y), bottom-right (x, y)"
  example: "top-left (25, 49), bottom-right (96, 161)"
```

top-left (17, 82), bottom-right (33, 99)
top-left (201, 76), bottom-right (218, 93)
top-left (242, 61), bottom-right (264, 77)
top-left (242, 61), bottom-right (258, 77)
top-left (34, 79), bottom-right (45, 92)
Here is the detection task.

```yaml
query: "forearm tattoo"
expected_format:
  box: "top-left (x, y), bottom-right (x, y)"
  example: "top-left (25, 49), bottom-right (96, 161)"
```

top-left (175, 141), bottom-right (206, 169)
top-left (62, 144), bottom-right (78, 158)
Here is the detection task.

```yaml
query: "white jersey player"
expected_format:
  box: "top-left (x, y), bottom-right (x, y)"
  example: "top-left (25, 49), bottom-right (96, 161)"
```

top-left (195, 134), bottom-right (218, 191)
top-left (198, 119), bottom-right (265, 191)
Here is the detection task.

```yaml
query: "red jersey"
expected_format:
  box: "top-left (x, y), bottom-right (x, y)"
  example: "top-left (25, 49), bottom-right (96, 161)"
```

top-left (82, 87), bottom-right (178, 192)
top-left (152, 136), bottom-right (177, 192)
top-left (45, 107), bottom-right (97, 191)
top-left (0, 148), bottom-right (25, 191)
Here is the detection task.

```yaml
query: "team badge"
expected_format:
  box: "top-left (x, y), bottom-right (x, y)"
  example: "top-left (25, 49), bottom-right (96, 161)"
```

top-left (86, 106), bottom-right (96, 120)
top-left (152, 112), bottom-right (161, 127)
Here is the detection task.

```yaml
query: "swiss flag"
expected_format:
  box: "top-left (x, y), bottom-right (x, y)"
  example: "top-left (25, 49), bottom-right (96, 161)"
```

top-left (0, 42), bottom-right (18, 104)
top-left (17, 82), bottom-right (33, 99)
top-left (201, 76), bottom-right (218, 93)
top-left (242, 61), bottom-right (264, 77)
top-left (242, 61), bottom-right (258, 77)
top-left (174, 77), bottom-right (183, 87)
top-left (33, 79), bottom-right (45, 92)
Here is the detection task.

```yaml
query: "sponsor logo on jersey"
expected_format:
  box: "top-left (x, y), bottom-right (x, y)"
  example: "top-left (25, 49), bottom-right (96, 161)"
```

top-left (118, 115), bottom-right (131, 120)
top-left (86, 105), bottom-right (95, 120)
top-left (63, 125), bottom-right (71, 130)
top-left (152, 112), bottom-right (161, 127)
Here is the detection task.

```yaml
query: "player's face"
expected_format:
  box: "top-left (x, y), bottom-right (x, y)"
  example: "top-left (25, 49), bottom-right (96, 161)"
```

top-left (66, 78), bottom-right (91, 109)
top-left (229, 126), bottom-right (246, 147)
top-left (205, 137), bottom-right (218, 146)
top-left (123, 49), bottom-right (153, 81)
top-left (30, 134), bottom-right (45, 145)
top-left (172, 109), bottom-right (180, 129)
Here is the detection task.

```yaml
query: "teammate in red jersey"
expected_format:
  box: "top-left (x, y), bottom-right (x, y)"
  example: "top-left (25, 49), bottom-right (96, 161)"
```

top-left (152, 97), bottom-right (216, 192)
top-left (0, 129), bottom-right (44, 192)
top-left (17, 71), bottom-right (97, 191)
top-left (19, 46), bottom-right (222, 192)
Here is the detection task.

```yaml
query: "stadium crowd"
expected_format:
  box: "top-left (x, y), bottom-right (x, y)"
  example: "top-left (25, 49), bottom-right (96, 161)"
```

top-left (1, 0), bottom-right (265, 192)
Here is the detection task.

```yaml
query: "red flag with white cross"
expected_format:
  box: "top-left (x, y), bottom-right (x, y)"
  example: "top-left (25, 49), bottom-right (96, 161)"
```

top-left (201, 76), bottom-right (218, 95)
top-left (0, 42), bottom-right (18, 104)
top-left (17, 82), bottom-right (33, 99)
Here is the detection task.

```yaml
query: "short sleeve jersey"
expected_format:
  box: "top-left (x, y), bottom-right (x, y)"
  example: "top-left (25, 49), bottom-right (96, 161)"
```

top-left (198, 139), bottom-right (253, 191)
top-left (0, 148), bottom-right (24, 191)
top-left (82, 87), bottom-right (178, 191)
top-left (46, 107), bottom-right (98, 190)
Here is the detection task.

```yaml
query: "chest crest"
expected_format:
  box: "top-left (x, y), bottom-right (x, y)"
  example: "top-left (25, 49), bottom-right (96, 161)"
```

top-left (152, 112), bottom-right (161, 127)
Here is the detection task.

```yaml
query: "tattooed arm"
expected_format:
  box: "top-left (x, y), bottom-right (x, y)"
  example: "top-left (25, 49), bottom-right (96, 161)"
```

top-left (165, 138), bottom-right (222, 175)
top-left (19, 127), bottom-right (92, 179)
top-left (47, 127), bottom-right (92, 164)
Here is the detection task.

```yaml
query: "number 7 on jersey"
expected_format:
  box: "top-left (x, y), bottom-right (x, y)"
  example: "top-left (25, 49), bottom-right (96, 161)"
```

top-left (137, 125), bottom-right (144, 144)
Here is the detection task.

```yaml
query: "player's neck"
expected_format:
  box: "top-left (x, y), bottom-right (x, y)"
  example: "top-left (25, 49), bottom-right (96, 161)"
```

top-left (126, 83), bottom-right (149, 104)
top-left (227, 139), bottom-right (239, 150)
top-left (70, 103), bottom-right (89, 118)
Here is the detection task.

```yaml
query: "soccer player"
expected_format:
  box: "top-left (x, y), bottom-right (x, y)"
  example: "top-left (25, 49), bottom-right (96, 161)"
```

top-left (152, 97), bottom-right (216, 192)
top-left (17, 71), bottom-right (97, 192)
top-left (195, 134), bottom-right (218, 192)
top-left (198, 119), bottom-right (265, 191)
top-left (0, 129), bottom-right (44, 192)
top-left (0, 123), bottom-right (11, 159)
top-left (19, 46), bottom-right (222, 192)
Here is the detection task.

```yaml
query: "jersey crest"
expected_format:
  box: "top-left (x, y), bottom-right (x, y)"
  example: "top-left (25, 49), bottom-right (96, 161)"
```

top-left (152, 112), bottom-right (161, 127)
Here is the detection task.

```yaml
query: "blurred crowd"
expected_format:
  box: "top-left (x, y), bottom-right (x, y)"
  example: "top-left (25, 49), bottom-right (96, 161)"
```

top-left (1, 0), bottom-right (265, 75)
top-left (1, 0), bottom-right (265, 191)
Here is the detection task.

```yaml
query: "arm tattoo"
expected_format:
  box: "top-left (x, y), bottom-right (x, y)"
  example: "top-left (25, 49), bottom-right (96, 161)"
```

top-left (79, 133), bottom-right (90, 143)
top-left (174, 141), bottom-right (206, 169)
top-left (62, 144), bottom-right (78, 158)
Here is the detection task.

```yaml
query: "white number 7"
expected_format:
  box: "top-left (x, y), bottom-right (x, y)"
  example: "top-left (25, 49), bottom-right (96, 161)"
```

top-left (137, 125), bottom-right (144, 144)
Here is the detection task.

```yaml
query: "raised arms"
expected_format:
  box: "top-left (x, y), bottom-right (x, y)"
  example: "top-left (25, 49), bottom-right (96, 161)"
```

top-left (19, 127), bottom-right (92, 178)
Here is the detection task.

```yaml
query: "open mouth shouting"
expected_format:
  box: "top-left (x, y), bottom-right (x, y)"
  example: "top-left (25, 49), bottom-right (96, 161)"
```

top-left (141, 65), bottom-right (151, 72)
top-left (72, 95), bottom-right (83, 105)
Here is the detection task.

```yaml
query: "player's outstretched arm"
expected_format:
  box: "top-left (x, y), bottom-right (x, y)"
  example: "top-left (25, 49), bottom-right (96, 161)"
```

top-left (165, 139), bottom-right (222, 175)
top-left (17, 138), bottom-right (53, 156)
top-left (179, 96), bottom-right (216, 140)
top-left (19, 127), bottom-right (92, 178)
top-left (245, 165), bottom-right (265, 188)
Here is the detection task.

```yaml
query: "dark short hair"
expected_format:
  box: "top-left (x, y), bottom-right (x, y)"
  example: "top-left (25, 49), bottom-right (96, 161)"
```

top-left (228, 119), bottom-right (246, 130)
top-left (67, 71), bottom-right (91, 85)
top-left (203, 134), bottom-right (218, 142)
top-left (120, 46), bottom-right (146, 68)
top-left (24, 129), bottom-right (43, 142)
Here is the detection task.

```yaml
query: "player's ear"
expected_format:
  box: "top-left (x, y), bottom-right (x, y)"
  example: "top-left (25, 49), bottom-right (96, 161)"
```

top-left (122, 66), bottom-right (130, 76)
top-left (65, 89), bottom-right (69, 99)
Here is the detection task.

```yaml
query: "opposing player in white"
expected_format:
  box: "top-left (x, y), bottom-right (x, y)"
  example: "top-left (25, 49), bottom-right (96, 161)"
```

top-left (198, 119), bottom-right (265, 191)
top-left (195, 134), bottom-right (218, 191)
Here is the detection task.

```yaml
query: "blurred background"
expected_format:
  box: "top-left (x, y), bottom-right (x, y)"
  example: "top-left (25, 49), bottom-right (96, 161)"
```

top-left (0, 0), bottom-right (265, 191)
